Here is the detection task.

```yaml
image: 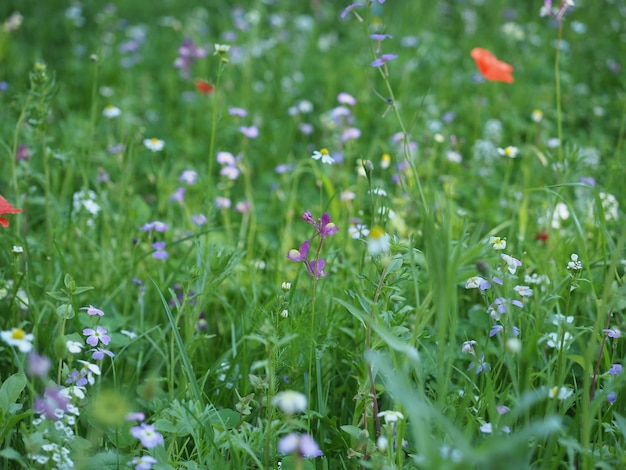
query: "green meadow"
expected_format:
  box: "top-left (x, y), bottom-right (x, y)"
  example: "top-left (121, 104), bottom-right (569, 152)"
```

top-left (1, 1), bottom-right (625, 468)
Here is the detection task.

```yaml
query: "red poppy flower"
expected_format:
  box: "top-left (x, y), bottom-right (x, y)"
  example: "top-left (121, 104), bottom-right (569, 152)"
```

top-left (0, 195), bottom-right (22, 228)
top-left (536, 232), bottom-right (549, 243)
top-left (470, 48), bottom-right (514, 84)
top-left (195, 79), bottom-right (214, 94)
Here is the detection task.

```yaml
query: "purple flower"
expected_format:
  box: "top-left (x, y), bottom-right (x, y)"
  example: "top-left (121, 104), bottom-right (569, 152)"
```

top-left (174, 38), bottom-right (208, 78)
top-left (608, 391), bottom-right (617, 404)
top-left (278, 433), bottom-right (323, 458)
top-left (129, 455), bottom-right (158, 470)
top-left (191, 214), bottom-right (207, 226)
top-left (301, 212), bottom-right (339, 239)
top-left (228, 107), bottom-right (248, 117)
top-left (337, 92), bottom-right (356, 106)
top-left (169, 187), bottom-right (185, 203)
top-left (371, 54), bottom-right (398, 67)
top-left (275, 163), bottom-right (294, 174)
top-left (306, 259), bottom-right (327, 279)
top-left (131, 423), bottom-right (164, 448)
top-left (81, 305), bottom-right (105, 316)
top-left (34, 386), bottom-right (69, 420)
top-left (580, 177), bottom-right (596, 187)
top-left (609, 364), bottom-right (622, 375)
top-left (489, 325), bottom-right (520, 337)
top-left (26, 352), bottom-right (52, 378)
top-left (239, 125), bottom-right (259, 139)
top-left (215, 197), bottom-right (231, 209)
top-left (90, 348), bottom-right (115, 360)
top-left (287, 240), bottom-right (310, 263)
top-left (83, 325), bottom-right (111, 347)
top-left (370, 34), bottom-right (392, 41)
top-left (603, 327), bottom-right (621, 338)
top-left (126, 412), bottom-right (146, 422)
top-left (152, 241), bottom-right (169, 260)
top-left (468, 353), bottom-right (491, 374)
top-left (179, 170), bottom-right (198, 185)
top-left (341, 127), bottom-right (361, 142)
top-left (340, 3), bottom-right (365, 20)
top-left (140, 221), bottom-right (168, 232)
top-left (16, 144), bottom-right (29, 161)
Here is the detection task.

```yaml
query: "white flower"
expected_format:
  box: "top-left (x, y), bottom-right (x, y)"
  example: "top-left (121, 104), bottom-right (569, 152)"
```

top-left (311, 148), bottom-right (335, 165)
top-left (12, 245), bottom-right (24, 253)
top-left (120, 329), bottom-right (137, 339)
top-left (513, 285), bottom-right (533, 297)
top-left (501, 254), bottom-right (522, 275)
top-left (143, 138), bottom-right (165, 152)
top-left (489, 236), bottom-right (506, 250)
top-left (567, 253), bottom-right (582, 271)
top-left (462, 340), bottom-right (477, 355)
top-left (378, 410), bottom-right (404, 423)
top-left (531, 109), bottom-right (543, 122)
top-left (465, 276), bottom-right (488, 290)
top-left (348, 224), bottom-right (370, 239)
top-left (214, 43), bottom-right (231, 54)
top-left (546, 332), bottom-right (572, 349)
top-left (281, 282), bottom-right (291, 291)
top-left (66, 340), bottom-right (84, 354)
top-left (368, 226), bottom-right (390, 256)
top-left (273, 390), bottom-right (307, 414)
top-left (1, 328), bottom-right (34, 352)
top-left (549, 386), bottom-right (573, 400)
top-left (497, 146), bottom-right (519, 158)
top-left (551, 202), bottom-right (570, 229)
top-left (102, 105), bottom-right (121, 118)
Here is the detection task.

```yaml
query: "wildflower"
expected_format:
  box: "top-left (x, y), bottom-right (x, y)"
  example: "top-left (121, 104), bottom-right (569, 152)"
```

top-left (341, 127), bottom-right (361, 142)
top-left (513, 285), bottom-right (533, 297)
top-left (129, 455), bottom-right (158, 470)
top-left (501, 254), bottom-right (522, 275)
top-left (83, 325), bottom-right (111, 347)
top-left (551, 314), bottom-right (574, 326)
top-left (169, 187), bottom-right (185, 203)
top-left (16, 144), bottom-right (29, 160)
top-left (468, 353), bottom-right (491, 374)
top-left (12, 245), bottom-right (23, 253)
top-left (567, 253), bottom-right (583, 271)
top-left (102, 105), bottom-right (121, 118)
top-left (121, 329), bottom-right (138, 339)
top-left (215, 197), bottom-right (231, 209)
top-left (465, 276), bottom-right (489, 290)
top-left (34, 386), bottom-right (69, 420)
top-left (66, 340), bottom-right (84, 354)
top-left (239, 125), bottom-right (259, 139)
top-left (91, 347), bottom-right (115, 360)
top-left (195, 79), bottom-right (214, 94)
top-left (546, 331), bottom-right (573, 349)
top-left (191, 214), bottom-right (207, 226)
top-left (370, 33), bottom-right (393, 41)
top-left (609, 364), bottom-right (622, 375)
top-left (281, 282), bottom-right (291, 291)
top-left (462, 340), bottom-right (477, 355)
top-left (180, 170), bottom-right (198, 185)
top-left (489, 325), bottom-right (520, 337)
top-left (603, 327), bottom-right (621, 339)
top-left (81, 305), bottom-right (105, 316)
top-left (174, 38), bottom-right (207, 78)
top-left (1, 327), bottom-right (34, 352)
top-left (537, 232), bottom-right (549, 242)
top-left (306, 259), bottom-right (327, 279)
top-left (287, 240), bottom-right (310, 263)
top-left (152, 241), bottom-right (169, 260)
top-left (280, 309), bottom-right (289, 318)
top-left (143, 138), bottom-right (165, 152)
top-left (301, 211), bottom-right (339, 238)
top-left (0, 195), bottom-right (22, 227)
top-left (488, 297), bottom-right (523, 321)
top-left (126, 412), bottom-right (146, 422)
top-left (216, 151), bottom-right (236, 166)
top-left (377, 435), bottom-right (388, 452)
top-left (371, 53), bottom-right (398, 67)
top-left (311, 148), bottom-right (335, 165)
top-left (470, 48), bottom-right (514, 83)
top-left (27, 352), bottom-right (52, 378)
top-left (381, 153), bottom-right (391, 169)
top-left (214, 43), bottom-right (231, 54)
top-left (273, 390), bottom-right (307, 414)
top-left (348, 224), bottom-right (370, 239)
top-left (368, 226), bottom-right (390, 256)
top-left (531, 109), bottom-right (543, 122)
top-left (337, 92), bottom-right (356, 106)
top-left (140, 220), bottom-right (168, 232)
top-left (229, 107), bottom-right (247, 117)
top-left (607, 391), bottom-right (617, 404)
top-left (234, 200), bottom-right (251, 213)
top-left (278, 433), bottom-right (323, 458)
top-left (489, 236), bottom-right (506, 250)
top-left (497, 146), bottom-right (519, 158)
top-left (378, 410), bottom-right (404, 423)
top-left (131, 423), bottom-right (164, 448)
top-left (548, 386), bottom-right (573, 400)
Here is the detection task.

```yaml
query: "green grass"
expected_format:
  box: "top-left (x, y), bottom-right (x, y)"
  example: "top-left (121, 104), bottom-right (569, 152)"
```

top-left (1, 1), bottom-right (625, 469)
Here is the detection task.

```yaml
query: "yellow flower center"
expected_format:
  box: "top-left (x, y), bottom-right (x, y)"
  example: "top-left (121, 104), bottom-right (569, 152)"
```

top-left (382, 153), bottom-right (390, 162)
top-left (320, 148), bottom-right (329, 155)
top-left (370, 226), bottom-right (385, 239)
top-left (12, 328), bottom-right (25, 340)
top-left (151, 138), bottom-right (159, 144)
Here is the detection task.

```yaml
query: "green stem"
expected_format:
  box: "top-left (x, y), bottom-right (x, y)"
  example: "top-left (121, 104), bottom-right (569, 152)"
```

top-left (554, 21), bottom-right (564, 170)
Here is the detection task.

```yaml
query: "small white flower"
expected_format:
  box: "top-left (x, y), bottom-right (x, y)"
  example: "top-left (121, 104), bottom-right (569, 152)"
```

top-left (281, 282), bottom-right (291, 291)
top-left (102, 105), bottom-right (121, 118)
top-left (367, 226), bottom-right (390, 256)
top-left (273, 390), bottom-right (307, 414)
top-left (513, 285), bottom-right (533, 297)
top-left (489, 236), bottom-right (506, 250)
top-left (66, 340), bottom-right (84, 354)
top-left (1, 328), bottom-right (34, 352)
top-left (465, 276), bottom-right (488, 290)
top-left (378, 410), bottom-right (404, 423)
top-left (567, 253), bottom-right (583, 271)
top-left (12, 245), bottom-right (24, 253)
top-left (501, 254), bottom-right (522, 275)
top-left (214, 43), bottom-right (231, 54)
top-left (377, 435), bottom-right (388, 452)
top-left (462, 340), bottom-right (477, 355)
top-left (546, 332), bottom-right (573, 349)
top-left (311, 148), bottom-right (335, 165)
top-left (143, 138), bottom-right (165, 152)
top-left (280, 309), bottom-right (289, 319)
top-left (549, 386), bottom-right (573, 400)
top-left (348, 224), bottom-right (370, 239)
top-left (497, 146), bottom-right (519, 158)
top-left (120, 329), bottom-right (137, 339)
top-left (531, 109), bottom-right (543, 122)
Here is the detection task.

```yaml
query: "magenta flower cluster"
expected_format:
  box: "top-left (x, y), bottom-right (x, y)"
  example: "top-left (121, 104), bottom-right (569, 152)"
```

top-left (287, 211), bottom-right (339, 280)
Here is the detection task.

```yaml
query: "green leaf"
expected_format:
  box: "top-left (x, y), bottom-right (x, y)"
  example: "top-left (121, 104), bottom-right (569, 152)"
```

top-left (154, 418), bottom-right (177, 434)
top-left (73, 285), bottom-right (94, 295)
top-left (55, 303), bottom-right (75, 319)
top-left (280, 456), bottom-right (317, 470)
top-left (0, 446), bottom-right (27, 466)
top-left (47, 290), bottom-right (69, 302)
top-left (0, 373), bottom-right (27, 414)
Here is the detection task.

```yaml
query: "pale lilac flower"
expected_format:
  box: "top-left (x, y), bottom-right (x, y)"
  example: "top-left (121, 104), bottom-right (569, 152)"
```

top-left (513, 285), bottom-right (533, 297)
top-left (131, 423), bottom-right (164, 448)
top-left (371, 54), bottom-right (398, 67)
top-left (603, 327), bottom-right (621, 338)
top-left (607, 391), bottom-right (617, 404)
top-left (468, 353), bottom-right (491, 374)
top-left (81, 305), bottom-right (105, 316)
top-left (216, 151), bottom-right (236, 166)
top-left (462, 340), bottom-right (477, 355)
top-left (228, 107), bottom-right (247, 117)
top-left (465, 276), bottom-right (489, 290)
top-left (239, 125), bottom-right (259, 139)
top-left (152, 241), bottom-right (169, 260)
top-left (129, 455), bottom-right (158, 470)
top-left (83, 325), bottom-right (111, 347)
top-left (299, 123), bottom-right (314, 135)
top-left (90, 348), bottom-right (115, 360)
top-left (370, 33), bottom-right (392, 41)
top-left (337, 92), bottom-right (356, 105)
top-left (27, 352), bottom-right (52, 378)
top-left (126, 412), bottom-right (146, 422)
top-left (489, 325), bottom-right (520, 337)
top-left (215, 197), bottom-right (231, 209)
top-left (609, 364), bottom-right (622, 375)
top-left (275, 163), bottom-right (294, 174)
top-left (34, 386), bottom-right (69, 420)
top-left (220, 165), bottom-right (240, 180)
top-left (235, 200), bottom-right (251, 213)
top-left (191, 214), bottom-right (207, 226)
top-left (169, 187), bottom-right (185, 202)
top-left (278, 433), bottom-right (323, 457)
top-left (179, 170), bottom-right (198, 184)
top-left (501, 254), bottom-right (522, 274)
top-left (341, 127), bottom-right (361, 142)
top-left (340, 3), bottom-right (365, 20)
top-left (140, 221), bottom-right (168, 232)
